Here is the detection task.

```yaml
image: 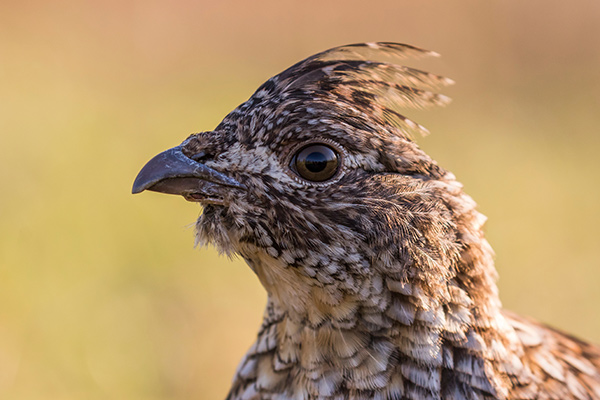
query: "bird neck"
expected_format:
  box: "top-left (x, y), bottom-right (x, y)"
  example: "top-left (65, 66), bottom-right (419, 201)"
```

top-left (239, 196), bottom-right (523, 398)
top-left (244, 183), bottom-right (508, 331)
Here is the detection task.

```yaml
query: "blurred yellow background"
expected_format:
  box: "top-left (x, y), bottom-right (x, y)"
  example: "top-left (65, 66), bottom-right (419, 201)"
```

top-left (1, 1), bottom-right (600, 398)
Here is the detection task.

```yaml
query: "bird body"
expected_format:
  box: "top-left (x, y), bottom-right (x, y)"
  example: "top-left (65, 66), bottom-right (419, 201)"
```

top-left (133, 43), bottom-right (600, 399)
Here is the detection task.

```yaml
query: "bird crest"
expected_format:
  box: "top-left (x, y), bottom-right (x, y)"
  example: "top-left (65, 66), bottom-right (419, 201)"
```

top-left (242, 42), bottom-right (453, 140)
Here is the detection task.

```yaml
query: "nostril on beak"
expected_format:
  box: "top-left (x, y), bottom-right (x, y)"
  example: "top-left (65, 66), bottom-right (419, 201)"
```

top-left (190, 151), bottom-right (207, 162)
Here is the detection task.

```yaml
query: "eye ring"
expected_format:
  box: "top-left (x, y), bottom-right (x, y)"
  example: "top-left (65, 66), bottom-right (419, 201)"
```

top-left (290, 143), bottom-right (340, 182)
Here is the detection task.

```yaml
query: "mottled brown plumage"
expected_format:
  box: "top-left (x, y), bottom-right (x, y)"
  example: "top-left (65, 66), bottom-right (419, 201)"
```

top-left (133, 42), bottom-right (600, 399)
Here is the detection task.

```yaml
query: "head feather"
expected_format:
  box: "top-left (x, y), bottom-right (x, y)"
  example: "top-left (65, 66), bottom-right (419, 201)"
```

top-left (246, 42), bottom-right (452, 140)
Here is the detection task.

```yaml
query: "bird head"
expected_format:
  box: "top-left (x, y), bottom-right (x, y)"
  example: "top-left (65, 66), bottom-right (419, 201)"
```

top-left (133, 43), bottom-right (494, 324)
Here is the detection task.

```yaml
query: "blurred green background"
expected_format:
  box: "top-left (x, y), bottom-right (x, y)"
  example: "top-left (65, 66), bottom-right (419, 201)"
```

top-left (1, 1), bottom-right (600, 398)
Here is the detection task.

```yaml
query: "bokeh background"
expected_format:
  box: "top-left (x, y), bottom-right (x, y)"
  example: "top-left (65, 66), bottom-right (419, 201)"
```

top-left (1, 1), bottom-right (600, 398)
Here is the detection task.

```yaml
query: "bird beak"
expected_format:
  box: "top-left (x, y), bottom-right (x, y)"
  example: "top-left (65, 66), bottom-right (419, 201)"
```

top-left (132, 146), bottom-right (244, 202)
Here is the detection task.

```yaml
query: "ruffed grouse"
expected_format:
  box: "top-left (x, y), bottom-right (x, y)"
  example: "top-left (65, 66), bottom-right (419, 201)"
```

top-left (132, 43), bottom-right (600, 399)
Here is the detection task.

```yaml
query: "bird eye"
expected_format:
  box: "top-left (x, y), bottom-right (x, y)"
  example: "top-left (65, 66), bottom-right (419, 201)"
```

top-left (291, 144), bottom-right (339, 182)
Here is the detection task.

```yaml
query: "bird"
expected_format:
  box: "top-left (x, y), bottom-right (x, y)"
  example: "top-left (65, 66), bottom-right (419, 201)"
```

top-left (132, 42), bottom-right (600, 399)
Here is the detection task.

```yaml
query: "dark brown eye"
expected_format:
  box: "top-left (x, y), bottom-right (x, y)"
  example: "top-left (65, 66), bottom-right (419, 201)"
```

top-left (291, 144), bottom-right (339, 182)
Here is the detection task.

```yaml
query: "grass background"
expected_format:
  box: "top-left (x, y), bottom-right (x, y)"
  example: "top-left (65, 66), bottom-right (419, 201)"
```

top-left (1, 1), bottom-right (600, 398)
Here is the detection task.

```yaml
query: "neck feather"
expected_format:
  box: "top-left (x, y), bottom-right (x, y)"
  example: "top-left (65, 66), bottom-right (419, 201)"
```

top-left (232, 180), bottom-right (524, 398)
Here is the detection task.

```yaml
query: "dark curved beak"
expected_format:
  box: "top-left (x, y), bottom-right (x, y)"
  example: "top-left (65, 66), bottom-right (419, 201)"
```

top-left (132, 146), bottom-right (244, 198)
